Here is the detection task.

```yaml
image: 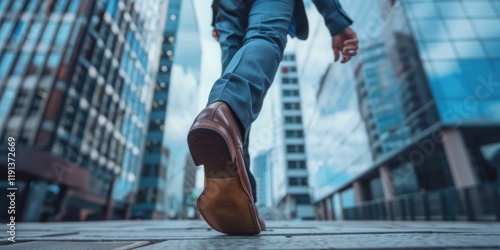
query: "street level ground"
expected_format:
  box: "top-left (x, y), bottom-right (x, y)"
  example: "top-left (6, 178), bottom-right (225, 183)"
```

top-left (1, 220), bottom-right (500, 249)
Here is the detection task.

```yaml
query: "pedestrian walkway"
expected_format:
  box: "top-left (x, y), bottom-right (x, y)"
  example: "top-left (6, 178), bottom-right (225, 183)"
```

top-left (2, 220), bottom-right (500, 249)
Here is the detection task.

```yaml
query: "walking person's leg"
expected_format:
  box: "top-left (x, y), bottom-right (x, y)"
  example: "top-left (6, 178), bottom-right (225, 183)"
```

top-left (188, 0), bottom-right (294, 235)
top-left (212, 0), bottom-right (294, 205)
top-left (212, 0), bottom-right (259, 205)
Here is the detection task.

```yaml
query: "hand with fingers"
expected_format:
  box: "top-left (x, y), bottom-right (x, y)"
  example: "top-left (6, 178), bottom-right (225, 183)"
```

top-left (332, 27), bottom-right (358, 63)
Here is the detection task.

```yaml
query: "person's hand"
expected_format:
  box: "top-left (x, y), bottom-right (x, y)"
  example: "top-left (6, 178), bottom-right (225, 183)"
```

top-left (332, 27), bottom-right (358, 63)
top-left (212, 28), bottom-right (220, 42)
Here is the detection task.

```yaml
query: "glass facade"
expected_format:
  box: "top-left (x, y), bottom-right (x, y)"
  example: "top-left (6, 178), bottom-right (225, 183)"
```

top-left (301, 0), bottom-right (379, 203)
top-left (0, 0), bottom-right (164, 221)
top-left (133, 0), bottom-right (182, 220)
top-left (357, 40), bottom-right (411, 159)
top-left (402, 0), bottom-right (500, 124)
top-left (314, 0), bottom-right (500, 221)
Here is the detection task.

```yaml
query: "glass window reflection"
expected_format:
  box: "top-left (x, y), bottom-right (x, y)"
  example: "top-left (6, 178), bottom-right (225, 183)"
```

top-left (13, 53), bottom-right (30, 76)
top-left (445, 19), bottom-right (476, 40)
top-left (0, 21), bottom-right (14, 43)
top-left (54, 0), bottom-right (68, 13)
top-left (55, 23), bottom-right (71, 45)
top-left (436, 1), bottom-right (466, 18)
top-left (454, 41), bottom-right (486, 59)
top-left (42, 22), bottom-right (57, 43)
top-left (459, 60), bottom-right (495, 92)
top-left (472, 20), bottom-right (500, 39)
top-left (463, 1), bottom-right (496, 17)
top-left (0, 86), bottom-right (18, 122)
top-left (26, 0), bottom-right (38, 12)
top-left (0, 1), bottom-right (9, 12)
top-left (428, 61), bottom-right (470, 99)
top-left (12, 21), bottom-right (27, 43)
top-left (25, 21), bottom-right (43, 43)
top-left (11, 1), bottom-right (23, 12)
top-left (425, 42), bottom-right (457, 60)
top-left (407, 2), bottom-right (438, 19)
top-left (68, 0), bottom-right (81, 14)
top-left (416, 19), bottom-right (448, 41)
top-left (483, 41), bottom-right (500, 58)
top-left (0, 52), bottom-right (14, 77)
top-left (28, 53), bottom-right (46, 75)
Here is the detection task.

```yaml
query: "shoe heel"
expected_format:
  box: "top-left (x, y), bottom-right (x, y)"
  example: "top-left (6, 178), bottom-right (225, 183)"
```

top-left (187, 122), bottom-right (235, 166)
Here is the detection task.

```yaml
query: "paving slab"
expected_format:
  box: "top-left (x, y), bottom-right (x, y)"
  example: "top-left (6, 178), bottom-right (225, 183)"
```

top-left (2, 220), bottom-right (500, 249)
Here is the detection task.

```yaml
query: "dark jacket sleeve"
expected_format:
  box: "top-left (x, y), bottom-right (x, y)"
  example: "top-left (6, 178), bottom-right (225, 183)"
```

top-left (211, 0), bottom-right (217, 27)
top-left (312, 0), bottom-right (353, 36)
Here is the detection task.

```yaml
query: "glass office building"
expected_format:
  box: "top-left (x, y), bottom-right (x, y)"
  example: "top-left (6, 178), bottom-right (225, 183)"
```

top-left (298, 0), bottom-right (379, 218)
top-left (132, 0), bottom-right (182, 220)
top-left (356, 40), bottom-right (411, 160)
top-left (0, 0), bottom-right (164, 221)
top-left (314, 0), bottom-right (500, 222)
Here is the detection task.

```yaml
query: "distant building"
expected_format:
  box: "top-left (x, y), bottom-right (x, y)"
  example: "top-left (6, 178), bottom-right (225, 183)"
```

top-left (132, 0), bottom-right (182, 220)
top-left (162, 0), bottom-right (201, 219)
top-left (0, 0), bottom-right (165, 221)
top-left (271, 49), bottom-right (314, 220)
top-left (253, 150), bottom-right (273, 208)
top-left (181, 153), bottom-right (198, 219)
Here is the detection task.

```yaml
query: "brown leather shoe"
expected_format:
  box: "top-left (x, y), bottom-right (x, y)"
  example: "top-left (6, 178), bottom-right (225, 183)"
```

top-left (187, 101), bottom-right (261, 235)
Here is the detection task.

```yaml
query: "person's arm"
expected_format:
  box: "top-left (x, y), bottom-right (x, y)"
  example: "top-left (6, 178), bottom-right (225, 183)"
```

top-left (211, 0), bottom-right (220, 41)
top-left (313, 0), bottom-right (357, 63)
top-left (312, 0), bottom-right (353, 36)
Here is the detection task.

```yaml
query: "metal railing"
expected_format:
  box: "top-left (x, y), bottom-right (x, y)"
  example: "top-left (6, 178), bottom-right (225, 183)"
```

top-left (342, 183), bottom-right (500, 221)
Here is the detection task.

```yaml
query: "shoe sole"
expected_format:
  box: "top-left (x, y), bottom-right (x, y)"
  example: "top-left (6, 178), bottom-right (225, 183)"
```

top-left (187, 121), bottom-right (260, 235)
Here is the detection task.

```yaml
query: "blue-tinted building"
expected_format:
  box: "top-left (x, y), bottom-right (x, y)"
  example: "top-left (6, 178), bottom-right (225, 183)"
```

top-left (132, 0), bottom-right (182, 220)
top-left (315, 0), bottom-right (500, 222)
top-left (253, 150), bottom-right (272, 208)
top-left (155, 0), bottom-right (201, 219)
top-left (0, 0), bottom-right (164, 221)
top-left (299, 0), bottom-right (379, 220)
top-left (356, 40), bottom-right (411, 161)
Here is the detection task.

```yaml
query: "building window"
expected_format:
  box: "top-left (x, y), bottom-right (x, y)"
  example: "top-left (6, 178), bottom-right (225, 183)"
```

top-left (55, 22), bottom-right (72, 46)
top-left (283, 90), bottom-right (299, 97)
top-left (284, 115), bottom-right (302, 124)
top-left (286, 144), bottom-right (304, 153)
top-left (283, 55), bottom-right (295, 61)
top-left (284, 102), bottom-right (301, 110)
top-left (0, 51), bottom-right (14, 77)
top-left (288, 177), bottom-right (308, 186)
top-left (288, 160), bottom-right (306, 169)
top-left (282, 77), bottom-right (298, 84)
top-left (293, 194), bottom-right (310, 204)
top-left (285, 130), bottom-right (304, 138)
top-left (13, 52), bottom-right (30, 76)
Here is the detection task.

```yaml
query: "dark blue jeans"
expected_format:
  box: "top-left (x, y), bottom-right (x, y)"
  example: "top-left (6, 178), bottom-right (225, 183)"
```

top-left (208, 0), bottom-right (295, 202)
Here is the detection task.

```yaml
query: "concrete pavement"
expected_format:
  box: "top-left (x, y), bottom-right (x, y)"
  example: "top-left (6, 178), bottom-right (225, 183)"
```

top-left (2, 220), bottom-right (500, 249)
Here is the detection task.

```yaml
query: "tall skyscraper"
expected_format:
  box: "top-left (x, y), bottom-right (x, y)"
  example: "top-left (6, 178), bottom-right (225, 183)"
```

top-left (356, 39), bottom-right (411, 160)
top-left (297, 0), bottom-right (379, 219)
top-left (162, 0), bottom-right (201, 219)
top-left (253, 150), bottom-right (273, 208)
top-left (315, 0), bottom-right (500, 221)
top-left (0, 0), bottom-right (165, 221)
top-left (132, 0), bottom-right (182, 220)
top-left (271, 49), bottom-right (314, 220)
top-left (181, 153), bottom-right (197, 219)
